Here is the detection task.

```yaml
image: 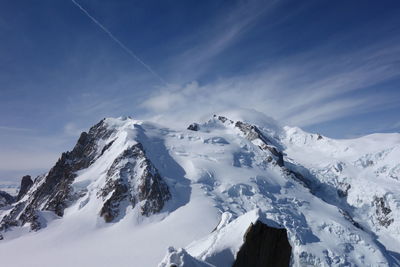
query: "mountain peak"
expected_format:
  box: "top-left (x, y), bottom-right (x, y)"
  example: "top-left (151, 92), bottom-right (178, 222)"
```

top-left (0, 114), bottom-right (399, 266)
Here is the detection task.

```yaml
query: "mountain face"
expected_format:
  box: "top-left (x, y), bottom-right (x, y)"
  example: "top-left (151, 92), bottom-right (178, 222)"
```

top-left (0, 113), bottom-right (399, 267)
top-left (0, 191), bottom-right (15, 208)
top-left (99, 142), bottom-right (170, 222)
top-left (16, 175), bottom-right (33, 202)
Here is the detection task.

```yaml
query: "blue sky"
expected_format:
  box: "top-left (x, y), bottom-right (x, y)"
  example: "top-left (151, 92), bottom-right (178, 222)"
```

top-left (1, 0), bottom-right (400, 182)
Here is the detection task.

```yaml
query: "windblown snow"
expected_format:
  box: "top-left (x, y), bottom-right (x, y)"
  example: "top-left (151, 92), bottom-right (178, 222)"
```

top-left (0, 111), bottom-right (399, 267)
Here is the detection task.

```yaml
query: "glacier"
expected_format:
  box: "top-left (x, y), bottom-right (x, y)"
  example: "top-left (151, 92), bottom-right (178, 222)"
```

top-left (0, 111), bottom-right (399, 267)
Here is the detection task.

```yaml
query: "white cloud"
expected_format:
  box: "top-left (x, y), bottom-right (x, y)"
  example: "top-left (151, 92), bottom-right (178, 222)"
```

top-left (136, 0), bottom-right (399, 130)
top-left (141, 39), bottom-right (400, 129)
top-left (64, 122), bottom-right (84, 137)
top-left (141, 81), bottom-right (199, 112)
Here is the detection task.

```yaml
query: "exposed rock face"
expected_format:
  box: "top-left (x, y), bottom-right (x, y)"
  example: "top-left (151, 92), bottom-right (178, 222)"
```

top-left (214, 115), bottom-right (234, 124)
top-left (233, 220), bottom-right (292, 267)
top-left (339, 209), bottom-right (363, 230)
top-left (16, 175), bottom-right (33, 201)
top-left (0, 119), bottom-right (115, 231)
top-left (373, 196), bottom-right (393, 227)
top-left (0, 191), bottom-right (15, 208)
top-left (99, 143), bottom-right (170, 222)
top-left (187, 123), bottom-right (199, 131)
top-left (337, 182), bottom-right (351, 198)
top-left (234, 120), bottom-right (284, 167)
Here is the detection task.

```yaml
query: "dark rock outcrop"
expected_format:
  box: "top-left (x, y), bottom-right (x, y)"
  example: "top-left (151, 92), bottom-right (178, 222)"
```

top-left (16, 175), bottom-right (33, 201)
top-left (0, 191), bottom-right (15, 208)
top-left (284, 169), bottom-right (312, 189)
top-left (339, 209), bottom-right (363, 230)
top-left (99, 143), bottom-right (170, 222)
top-left (233, 221), bottom-right (292, 267)
top-left (373, 196), bottom-right (393, 227)
top-left (187, 123), bottom-right (200, 131)
top-left (214, 115), bottom-right (233, 124)
top-left (235, 121), bottom-right (284, 167)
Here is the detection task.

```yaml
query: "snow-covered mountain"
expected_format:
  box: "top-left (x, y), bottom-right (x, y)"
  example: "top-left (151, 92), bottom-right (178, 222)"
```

top-left (0, 111), bottom-right (399, 267)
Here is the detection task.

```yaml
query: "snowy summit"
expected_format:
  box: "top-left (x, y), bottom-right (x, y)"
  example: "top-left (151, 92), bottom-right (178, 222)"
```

top-left (0, 111), bottom-right (399, 267)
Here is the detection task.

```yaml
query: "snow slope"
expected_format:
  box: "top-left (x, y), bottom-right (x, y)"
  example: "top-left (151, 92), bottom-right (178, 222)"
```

top-left (0, 112), bottom-right (399, 267)
top-left (283, 126), bottom-right (400, 258)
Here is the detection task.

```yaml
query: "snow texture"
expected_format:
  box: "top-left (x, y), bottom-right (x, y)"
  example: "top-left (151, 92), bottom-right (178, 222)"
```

top-left (0, 112), bottom-right (399, 267)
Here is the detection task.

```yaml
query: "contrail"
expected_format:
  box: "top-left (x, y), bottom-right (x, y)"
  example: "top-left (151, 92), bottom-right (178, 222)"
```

top-left (71, 0), bottom-right (167, 85)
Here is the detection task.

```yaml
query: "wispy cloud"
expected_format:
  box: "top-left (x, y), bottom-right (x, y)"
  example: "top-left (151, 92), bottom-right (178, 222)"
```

top-left (166, 0), bottom-right (283, 82)
top-left (142, 36), bottom-right (400, 129)
top-left (64, 122), bottom-right (84, 137)
top-left (136, 0), bottom-right (400, 130)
